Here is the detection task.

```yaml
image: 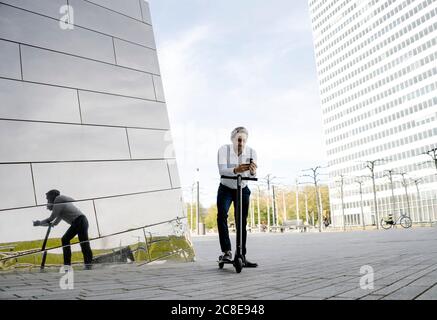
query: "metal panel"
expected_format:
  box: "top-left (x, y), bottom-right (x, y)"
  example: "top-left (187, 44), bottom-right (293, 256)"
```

top-left (127, 128), bottom-right (175, 159)
top-left (0, 120), bottom-right (130, 163)
top-left (32, 160), bottom-right (172, 205)
top-left (113, 38), bottom-right (159, 73)
top-left (79, 91), bottom-right (170, 129)
top-left (21, 45), bottom-right (155, 100)
top-left (0, 201), bottom-right (98, 243)
top-left (0, 4), bottom-right (116, 64)
top-left (0, 0), bottom-right (67, 20)
top-left (0, 78), bottom-right (80, 123)
top-left (152, 75), bottom-right (166, 102)
top-left (93, 189), bottom-right (182, 236)
top-left (139, 0), bottom-right (152, 24)
top-left (70, 0), bottom-right (155, 48)
top-left (0, 164), bottom-right (35, 210)
top-left (85, 0), bottom-right (142, 21)
top-left (0, 39), bottom-right (21, 79)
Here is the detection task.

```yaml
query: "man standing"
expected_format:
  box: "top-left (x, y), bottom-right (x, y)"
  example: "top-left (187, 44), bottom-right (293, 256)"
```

top-left (217, 126), bottom-right (258, 267)
top-left (33, 189), bottom-right (93, 269)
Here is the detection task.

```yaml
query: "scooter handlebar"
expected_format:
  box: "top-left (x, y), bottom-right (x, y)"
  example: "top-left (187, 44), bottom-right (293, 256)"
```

top-left (221, 175), bottom-right (258, 181)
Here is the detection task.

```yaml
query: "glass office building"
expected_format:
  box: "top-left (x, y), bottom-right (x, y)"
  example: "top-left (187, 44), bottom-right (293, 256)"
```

top-left (309, 0), bottom-right (437, 227)
top-left (0, 0), bottom-right (194, 270)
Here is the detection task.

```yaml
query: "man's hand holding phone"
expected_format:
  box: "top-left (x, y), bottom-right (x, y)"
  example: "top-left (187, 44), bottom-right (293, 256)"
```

top-left (233, 163), bottom-right (250, 174)
top-left (233, 161), bottom-right (257, 174)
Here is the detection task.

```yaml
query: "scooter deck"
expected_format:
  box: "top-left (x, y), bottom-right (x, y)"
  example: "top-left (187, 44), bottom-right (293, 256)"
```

top-left (217, 255), bottom-right (243, 264)
top-left (217, 255), bottom-right (232, 264)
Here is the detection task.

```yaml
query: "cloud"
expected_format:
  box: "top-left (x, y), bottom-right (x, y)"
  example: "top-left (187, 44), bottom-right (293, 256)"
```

top-left (157, 24), bottom-right (212, 116)
top-left (151, 1), bottom-right (326, 206)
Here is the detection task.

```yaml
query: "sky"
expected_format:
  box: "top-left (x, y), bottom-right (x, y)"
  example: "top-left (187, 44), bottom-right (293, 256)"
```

top-left (147, 0), bottom-right (327, 207)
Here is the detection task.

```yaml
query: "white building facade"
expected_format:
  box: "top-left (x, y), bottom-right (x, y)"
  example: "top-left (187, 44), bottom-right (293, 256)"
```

top-left (308, 0), bottom-right (437, 227)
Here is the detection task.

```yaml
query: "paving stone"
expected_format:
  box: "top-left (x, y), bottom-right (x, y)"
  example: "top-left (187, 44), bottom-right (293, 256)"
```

top-left (9, 288), bottom-right (53, 298)
top-left (358, 294), bottom-right (384, 300)
top-left (372, 278), bottom-right (414, 296)
top-left (0, 292), bottom-right (20, 299)
top-left (285, 295), bottom-right (326, 300)
top-left (336, 285), bottom-right (385, 299)
top-left (381, 285), bottom-right (430, 300)
top-left (415, 284), bottom-right (437, 300)
top-left (299, 283), bottom-right (358, 298)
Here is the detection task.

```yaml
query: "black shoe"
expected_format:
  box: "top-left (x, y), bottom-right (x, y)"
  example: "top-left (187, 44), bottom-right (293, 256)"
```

top-left (242, 256), bottom-right (258, 268)
top-left (84, 264), bottom-right (93, 270)
top-left (222, 251), bottom-right (232, 262)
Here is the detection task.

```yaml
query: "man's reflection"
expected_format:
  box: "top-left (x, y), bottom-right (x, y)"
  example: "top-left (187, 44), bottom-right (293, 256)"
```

top-left (33, 189), bottom-right (93, 270)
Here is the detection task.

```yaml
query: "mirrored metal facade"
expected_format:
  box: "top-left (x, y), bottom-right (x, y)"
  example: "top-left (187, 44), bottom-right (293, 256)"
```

top-left (0, 0), bottom-right (193, 271)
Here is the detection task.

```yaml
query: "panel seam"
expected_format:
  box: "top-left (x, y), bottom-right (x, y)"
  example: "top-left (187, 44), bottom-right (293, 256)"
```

top-left (0, 157), bottom-right (176, 165)
top-left (0, 75), bottom-right (163, 103)
top-left (29, 163), bottom-right (38, 205)
top-left (125, 127), bottom-right (133, 159)
top-left (18, 44), bottom-right (24, 80)
top-left (166, 160), bottom-right (173, 188)
top-left (112, 37), bottom-right (118, 64)
top-left (138, 0), bottom-right (144, 22)
top-left (151, 74), bottom-right (157, 101)
top-left (76, 89), bottom-right (83, 124)
top-left (0, 186), bottom-right (182, 213)
top-left (0, 38), bottom-right (159, 76)
top-left (0, 116), bottom-right (170, 131)
top-left (92, 199), bottom-right (102, 238)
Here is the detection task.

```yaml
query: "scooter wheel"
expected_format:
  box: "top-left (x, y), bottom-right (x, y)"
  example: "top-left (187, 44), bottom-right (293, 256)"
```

top-left (219, 262), bottom-right (224, 269)
top-left (234, 257), bottom-right (243, 273)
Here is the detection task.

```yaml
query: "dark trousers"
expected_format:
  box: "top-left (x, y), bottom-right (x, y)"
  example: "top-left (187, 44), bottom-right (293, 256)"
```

top-left (61, 215), bottom-right (93, 265)
top-left (216, 183), bottom-right (251, 256)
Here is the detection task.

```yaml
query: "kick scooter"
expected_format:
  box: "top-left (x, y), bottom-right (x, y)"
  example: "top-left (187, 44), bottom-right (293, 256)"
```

top-left (218, 166), bottom-right (257, 273)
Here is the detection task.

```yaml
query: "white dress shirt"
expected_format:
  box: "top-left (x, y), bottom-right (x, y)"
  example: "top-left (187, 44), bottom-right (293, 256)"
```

top-left (217, 144), bottom-right (257, 189)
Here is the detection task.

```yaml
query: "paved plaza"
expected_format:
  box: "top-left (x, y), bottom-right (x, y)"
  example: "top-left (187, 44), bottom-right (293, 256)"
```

top-left (1, 227), bottom-right (437, 300)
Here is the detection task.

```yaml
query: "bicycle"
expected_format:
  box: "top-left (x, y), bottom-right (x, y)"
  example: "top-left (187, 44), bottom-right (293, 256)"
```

top-left (380, 213), bottom-right (412, 230)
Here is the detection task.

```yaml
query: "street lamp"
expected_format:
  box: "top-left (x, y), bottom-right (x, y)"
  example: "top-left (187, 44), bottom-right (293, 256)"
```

top-left (384, 169), bottom-right (398, 220)
top-left (195, 168), bottom-right (200, 235)
top-left (411, 178), bottom-right (423, 222)
top-left (361, 159), bottom-right (386, 229)
top-left (335, 175), bottom-right (346, 232)
top-left (397, 172), bottom-right (411, 219)
top-left (354, 178), bottom-right (366, 230)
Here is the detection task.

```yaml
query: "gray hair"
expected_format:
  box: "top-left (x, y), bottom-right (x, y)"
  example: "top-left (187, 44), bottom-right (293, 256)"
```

top-left (231, 126), bottom-right (248, 140)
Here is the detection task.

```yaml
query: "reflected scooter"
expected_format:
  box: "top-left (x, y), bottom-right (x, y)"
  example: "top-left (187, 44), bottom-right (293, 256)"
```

top-left (218, 160), bottom-right (257, 273)
top-left (40, 223), bottom-right (53, 271)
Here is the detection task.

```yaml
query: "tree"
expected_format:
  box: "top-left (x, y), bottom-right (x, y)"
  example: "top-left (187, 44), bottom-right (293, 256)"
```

top-left (198, 184), bottom-right (331, 231)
